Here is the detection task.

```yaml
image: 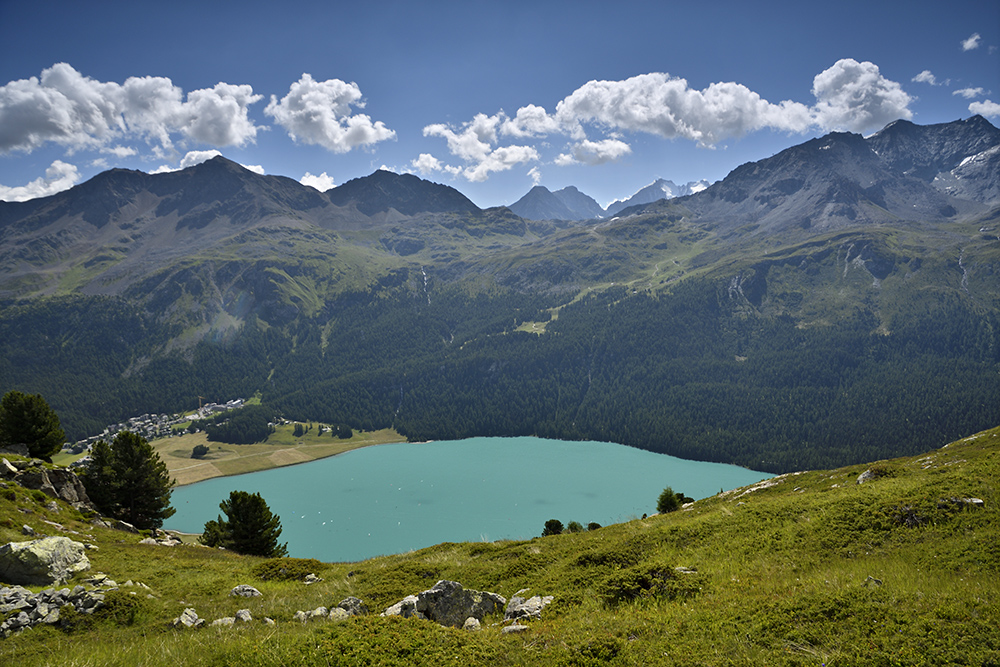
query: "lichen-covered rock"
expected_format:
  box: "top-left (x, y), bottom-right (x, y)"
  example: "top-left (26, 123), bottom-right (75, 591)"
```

top-left (230, 584), bottom-right (262, 598)
top-left (382, 580), bottom-right (506, 628)
top-left (505, 593), bottom-right (554, 621)
top-left (337, 596), bottom-right (369, 616)
top-left (172, 608), bottom-right (204, 628)
top-left (382, 595), bottom-right (422, 619)
top-left (0, 537), bottom-right (91, 585)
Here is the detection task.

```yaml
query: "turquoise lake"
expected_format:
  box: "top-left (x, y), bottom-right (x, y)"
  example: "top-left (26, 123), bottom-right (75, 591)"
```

top-left (164, 437), bottom-right (770, 562)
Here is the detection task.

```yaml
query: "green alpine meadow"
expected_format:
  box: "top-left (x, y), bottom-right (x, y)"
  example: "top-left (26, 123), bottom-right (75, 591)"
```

top-left (0, 426), bottom-right (997, 665)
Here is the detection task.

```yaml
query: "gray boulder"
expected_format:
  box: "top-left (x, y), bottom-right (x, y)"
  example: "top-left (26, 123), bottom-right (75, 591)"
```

top-left (382, 595), bottom-right (422, 619)
top-left (505, 593), bottom-right (554, 621)
top-left (383, 580), bottom-right (506, 628)
top-left (337, 596), bottom-right (369, 616)
top-left (230, 584), bottom-right (262, 598)
top-left (172, 608), bottom-right (204, 628)
top-left (0, 536), bottom-right (91, 585)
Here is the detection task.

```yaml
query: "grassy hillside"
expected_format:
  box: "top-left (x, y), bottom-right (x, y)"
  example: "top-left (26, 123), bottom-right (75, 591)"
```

top-left (2, 426), bottom-right (997, 665)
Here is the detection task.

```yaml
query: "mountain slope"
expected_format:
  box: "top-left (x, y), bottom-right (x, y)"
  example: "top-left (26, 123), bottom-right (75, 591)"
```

top-left (3, 426), bottom-right (998, 665)
top-left (1, 117), bottom-right (999, 471)
top-left (866, 114), bottom-right (1000, 187)
top-left (508, 185), bottom-right (581, 220)
top-left (326, 169), bottom-right (481, 217)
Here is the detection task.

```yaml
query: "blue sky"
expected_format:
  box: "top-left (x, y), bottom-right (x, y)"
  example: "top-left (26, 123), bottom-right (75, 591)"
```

top-left (1, 0), bottom-right (997, 208)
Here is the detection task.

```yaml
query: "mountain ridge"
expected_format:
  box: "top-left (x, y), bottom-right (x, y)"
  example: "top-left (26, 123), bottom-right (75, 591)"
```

top-left (1, 116), bottom-right (998, 473)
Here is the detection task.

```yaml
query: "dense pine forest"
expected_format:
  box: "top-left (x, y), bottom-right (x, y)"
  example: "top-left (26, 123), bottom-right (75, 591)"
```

top-left (3, 267), bottom-right (997, 473)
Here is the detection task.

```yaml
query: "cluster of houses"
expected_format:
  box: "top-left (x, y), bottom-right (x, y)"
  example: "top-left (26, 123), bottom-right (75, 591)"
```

top-left (63, 399), bottom-right (246, 459)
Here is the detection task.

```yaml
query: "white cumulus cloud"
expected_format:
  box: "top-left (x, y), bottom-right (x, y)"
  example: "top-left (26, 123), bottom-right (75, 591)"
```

top-left (811, 59), bottom-right (913, 133)
top-left (421, 59), bottom-right (914, 181)
top-left (912, 70), bottom-right (938, 85)
top-left (265, 74), bottom-right (395, 153)
top-left (962, 33), bottom-right (981, 51)
top-left (969, 99), bottom-right (1000, 117)
top-left (553, 73), bottom-right (814, 146)
top-left (424, 113), bottom-right (539, 181)
top-left (501, 105), bottom-right (563, 138)
top-left (954, 87), bottom-right (985, 99)
top-left (464, 145), bottom-right (539, 182)
top-left (300, 171), bottom-right (336, 191)
top-left (0, 159), bottom-right (80, 201)
top-left (555, 138), bottom-right (632, 166)
top-left (410, 153), bottom-right (444, 174)
top-left (0, 63), bottom-right (263, 156)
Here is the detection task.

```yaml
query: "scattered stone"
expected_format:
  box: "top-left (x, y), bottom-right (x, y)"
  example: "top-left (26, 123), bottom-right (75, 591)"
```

top-left (211, 617), bottom-right (235, 627)
top-left (502, 624), bottom-right (530, 634)
top-left (304, 573), bottom-right (323, 584)
top-left (337, 596), bottom-right (369, 616)
top-left (856, 469), bottom-right (877, 484)
top-left (505, 593), bottom-right (553, 621)
top-left (328, 607), bottom-right (350, 622)
top-left (938, 497), bottom-right (985, 510)
top-left (235, 609), bottom-right (252, 623)
top-left (382, 595), bottom-right (421, 619)
top-left (0, 536), bottom-right (91, 585)
top-left (674, 567), bottom-right (698, 575)
top-left (0, 584), bottom-right (109, 637)
top-left (264, 617), bottom-right (276, 626)
top-left (230, 584), bottom-right (262, 598)
top-left (172, 608), bottom-right (204, 628)
top-left (463, 616), bottom-right (481, 631)
top-left (21, 525), bottom-right (35, 536)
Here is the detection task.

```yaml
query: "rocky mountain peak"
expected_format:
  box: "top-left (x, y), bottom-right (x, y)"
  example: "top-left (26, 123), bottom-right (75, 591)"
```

top-left (327, 170), bottom-right (481, 217)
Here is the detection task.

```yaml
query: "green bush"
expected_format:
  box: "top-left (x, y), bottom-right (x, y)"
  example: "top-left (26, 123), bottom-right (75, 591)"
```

top-left (599, 563), bottom-right (705, 606)
top-left (94, 590), bottom-right (151, 626)
top-left (251, 557), bottom-right (327, 581)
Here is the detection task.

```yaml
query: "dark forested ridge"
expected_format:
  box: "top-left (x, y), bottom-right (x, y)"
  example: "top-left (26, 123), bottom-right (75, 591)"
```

top-left (2, 118), bottom-right (999, 473)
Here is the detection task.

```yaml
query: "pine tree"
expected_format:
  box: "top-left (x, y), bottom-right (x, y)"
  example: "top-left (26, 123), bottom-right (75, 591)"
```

top-left (0, 390), bottom-right (66, 460)
top-left (82, 431), bottom-right (175, 530)
top-left (82, 439), bottom-right (118, 515)
top-left (202, 490), bottom-right (288, 557)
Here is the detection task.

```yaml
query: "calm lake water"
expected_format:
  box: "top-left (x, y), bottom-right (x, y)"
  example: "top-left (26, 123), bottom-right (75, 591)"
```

top-left (164, 436), bottom-right (770, 562)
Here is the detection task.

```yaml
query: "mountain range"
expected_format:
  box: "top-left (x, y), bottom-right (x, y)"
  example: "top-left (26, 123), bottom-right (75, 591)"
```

top-left (1, 116), bottom-right (998, 472)
top-left (508, 178), bottom-right (712, 221)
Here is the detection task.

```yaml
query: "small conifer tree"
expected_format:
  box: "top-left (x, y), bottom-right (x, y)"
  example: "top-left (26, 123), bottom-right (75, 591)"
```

top-left (202, 490), bottom-right (288, 557)
top-left (0, 390), bottom-right (66, 460)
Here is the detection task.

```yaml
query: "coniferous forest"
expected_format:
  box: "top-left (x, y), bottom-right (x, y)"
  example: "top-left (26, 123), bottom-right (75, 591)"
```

top-left (3, 269), bottom-right (997, 474)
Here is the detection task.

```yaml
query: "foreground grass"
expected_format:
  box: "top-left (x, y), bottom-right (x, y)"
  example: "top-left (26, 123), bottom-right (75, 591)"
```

top-left (153, 427), bottom-right (406, 486)
top-left (2, 427), bottom-right (997, 665)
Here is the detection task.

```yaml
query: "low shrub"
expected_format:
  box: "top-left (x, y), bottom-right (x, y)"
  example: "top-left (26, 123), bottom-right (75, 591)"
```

top-left (251, 557), bottom-right (327, 581)
top-left (598, 563), bottom-right (705, 606)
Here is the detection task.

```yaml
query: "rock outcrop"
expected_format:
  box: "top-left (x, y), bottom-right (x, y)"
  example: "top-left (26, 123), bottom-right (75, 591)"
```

top-left (0, 536), bottom-right (91, 585)
top-left (382, 580), bottom-right (507, 628)
top-left (0, 458), bottom-right (95, 511)
top-left (0, 577), bottom-right (116, 637)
